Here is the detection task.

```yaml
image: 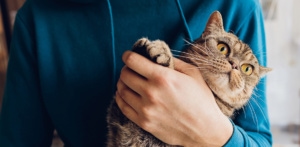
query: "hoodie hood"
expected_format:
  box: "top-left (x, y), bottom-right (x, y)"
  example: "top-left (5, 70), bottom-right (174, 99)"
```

top-left (52, 0), bottom-right (192, 92)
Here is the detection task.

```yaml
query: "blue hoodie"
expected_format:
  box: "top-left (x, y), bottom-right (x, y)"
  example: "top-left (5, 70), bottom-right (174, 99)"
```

top-left (0, 0), bottom-right (272, 146)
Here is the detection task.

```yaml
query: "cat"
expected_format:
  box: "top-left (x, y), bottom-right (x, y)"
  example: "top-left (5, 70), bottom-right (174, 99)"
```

top-left (106, 11), bottom-right (271, 147)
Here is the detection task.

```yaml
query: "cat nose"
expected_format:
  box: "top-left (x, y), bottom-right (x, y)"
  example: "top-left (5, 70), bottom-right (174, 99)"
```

top-left (229, 60), bottom-right (238, 70)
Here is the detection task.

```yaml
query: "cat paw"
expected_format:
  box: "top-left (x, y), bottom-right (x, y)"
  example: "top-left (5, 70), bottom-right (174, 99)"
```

top-left (133, 38), bottom-right (151, 48)
top-left (132, 38), bottom-right (174, 69)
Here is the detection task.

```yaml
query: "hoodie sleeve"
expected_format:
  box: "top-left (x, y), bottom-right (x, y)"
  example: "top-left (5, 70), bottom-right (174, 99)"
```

top-left (223, 3), bottom-right (272, 147)
top-left (0, 4), bottom-right (54, 146)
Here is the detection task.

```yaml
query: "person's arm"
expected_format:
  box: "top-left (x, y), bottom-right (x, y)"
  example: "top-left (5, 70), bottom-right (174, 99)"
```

top-left (223, 4), bottom-right (272, 147)
top-left (0, 4), bottom-right (54, 146)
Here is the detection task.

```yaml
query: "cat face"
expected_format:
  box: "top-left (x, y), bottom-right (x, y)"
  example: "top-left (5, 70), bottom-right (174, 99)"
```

top-left (185, 11), bottom-right (271, 110)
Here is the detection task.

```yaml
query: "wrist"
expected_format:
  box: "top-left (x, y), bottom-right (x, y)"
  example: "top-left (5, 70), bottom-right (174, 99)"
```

top-left (214, 114), bottom-right (233, 146)
top-left (183, 110), bottom-right (233, 147)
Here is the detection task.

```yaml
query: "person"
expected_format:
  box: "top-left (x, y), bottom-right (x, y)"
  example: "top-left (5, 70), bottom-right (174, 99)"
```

top-left (0, 0), bottom-right (272, 146)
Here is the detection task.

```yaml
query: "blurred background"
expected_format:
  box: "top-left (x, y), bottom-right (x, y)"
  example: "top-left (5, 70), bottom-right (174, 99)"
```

top-left (0, 0), bottom-right (299, 146)
top-left (263, 0), bottom-right (300, 146)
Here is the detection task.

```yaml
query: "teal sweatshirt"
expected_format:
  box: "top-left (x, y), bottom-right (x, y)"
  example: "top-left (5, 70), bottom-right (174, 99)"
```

top-left (0, 0), bottom-right (272, 146)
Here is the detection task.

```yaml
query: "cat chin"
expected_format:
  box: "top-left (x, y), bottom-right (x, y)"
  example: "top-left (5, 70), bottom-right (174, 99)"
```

top-left (203, 71), bottom-right (228, 82)
top-left (214, 94), bottom-right (235, 117)
top-left (207, 75), bottom-right (249, 109)
top-left (213, 90), bottom-right (249, 117)
top-left (208, 70), bottom-right (246, 96)
top-left (232, 98), bottom-right (249, 109)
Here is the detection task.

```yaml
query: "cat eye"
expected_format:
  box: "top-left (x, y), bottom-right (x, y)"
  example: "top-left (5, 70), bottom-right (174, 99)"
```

top-left (217, 43), bottom-right (229, 56)
top-left (241, 64), bottom-right (253, 75)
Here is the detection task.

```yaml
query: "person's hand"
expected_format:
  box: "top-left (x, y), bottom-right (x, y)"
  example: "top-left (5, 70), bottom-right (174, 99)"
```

top-left (116, 51), bottom-right (233, 146)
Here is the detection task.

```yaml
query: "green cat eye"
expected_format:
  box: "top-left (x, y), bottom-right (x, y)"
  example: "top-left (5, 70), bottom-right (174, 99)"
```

top-left (217, 43), bottom-right (229, 56)
top-left (241, 64), bottom-right (253, 75)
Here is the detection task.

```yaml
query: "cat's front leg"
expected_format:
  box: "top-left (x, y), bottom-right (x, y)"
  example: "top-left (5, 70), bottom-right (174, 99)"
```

top-left (132, 38), bottom-right (174, 69)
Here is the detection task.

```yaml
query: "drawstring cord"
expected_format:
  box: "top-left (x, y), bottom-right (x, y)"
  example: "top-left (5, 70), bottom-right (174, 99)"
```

top-left (107, 0), bottom-right (193, 93)
top-left (106, 0), bottom-right (116, 93)
top-left (175, 0), bottom-right (194, 42)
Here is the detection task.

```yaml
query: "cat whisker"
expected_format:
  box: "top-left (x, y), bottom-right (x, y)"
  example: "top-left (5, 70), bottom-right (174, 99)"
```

top-left (170, 49), bottom-right (186, 54)
top-left (200, 70), bottom-right (212, 74)
top-left (257, 80), bottom-right (267, 86)
top-left (183, 38), bottom-right (197, 47)
top-left (197, 45), bottom-right (215, 57)
top-left (252, 88), bottom-right (261, 95)
top-left (251, 93), bottom-right (265, 104)
top-left (254, 86), bottom-right (265, 93)
top-left (172, 54), bottom-right (211, 64)
top-left (171, 49), bottom-right (205, 59)
top-left (249, 87), bottom-right (261, 98)
top-left (183, 39), bottom-right (198, 48)
top-left (241, 106), bottom-right (247, 119)
top-left (251, 89), bottom-right (265, 104)
top-left (203, 38), bottom-right (215, 57)
top-left (251, 90), bottom-right (259, 98)
top-left (252, 87), bottom-right (264, 97)
top-left (183, 67), bottom-right (209, 70)
top-left (251, 97), bottom-right (267, 122)
top-left (183, 39), bottom-right (214, 57)
top-left (199, 45), bottom-right (215, 57)
top-left (246, 101), bottom-right (259, 132)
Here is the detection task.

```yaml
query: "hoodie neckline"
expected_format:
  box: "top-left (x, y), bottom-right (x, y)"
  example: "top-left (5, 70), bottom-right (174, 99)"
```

top-left (106, 0), bottom-right (193, 93)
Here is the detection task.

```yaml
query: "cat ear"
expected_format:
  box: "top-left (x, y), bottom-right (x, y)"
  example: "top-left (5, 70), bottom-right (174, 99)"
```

top-left (259, 66), bottom-right (272, 77)
top-left (203, 11), bottom-right (224, 36)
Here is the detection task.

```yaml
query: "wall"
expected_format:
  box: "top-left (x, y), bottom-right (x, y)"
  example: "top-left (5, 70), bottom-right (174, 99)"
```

top-left (264, 0), bottom-right (300, 145)
top-left (265, 0), bottom-right (300, 126)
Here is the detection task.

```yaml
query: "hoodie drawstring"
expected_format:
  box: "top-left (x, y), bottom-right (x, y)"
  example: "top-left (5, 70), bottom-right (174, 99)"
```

top-left (106, 0), bottom-right (116, 93)
top-left (175, 0), bottom-right (194, 42)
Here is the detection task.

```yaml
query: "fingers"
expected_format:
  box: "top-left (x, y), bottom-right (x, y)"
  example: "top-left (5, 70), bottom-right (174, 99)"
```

top-left (116, 78), bottom-right (142, 110)
top-left (117, 66), bottom-right (148, 123)
top-left (119, 66), bottom-right (147, 96)
top-left (122, 51), bottom-right (166, 79)
top-left (115, 91), bottom-right (139, 122)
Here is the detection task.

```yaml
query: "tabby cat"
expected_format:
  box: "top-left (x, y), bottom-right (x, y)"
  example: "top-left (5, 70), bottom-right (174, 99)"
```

top-left (106, 11), bottom-right (271, 147)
